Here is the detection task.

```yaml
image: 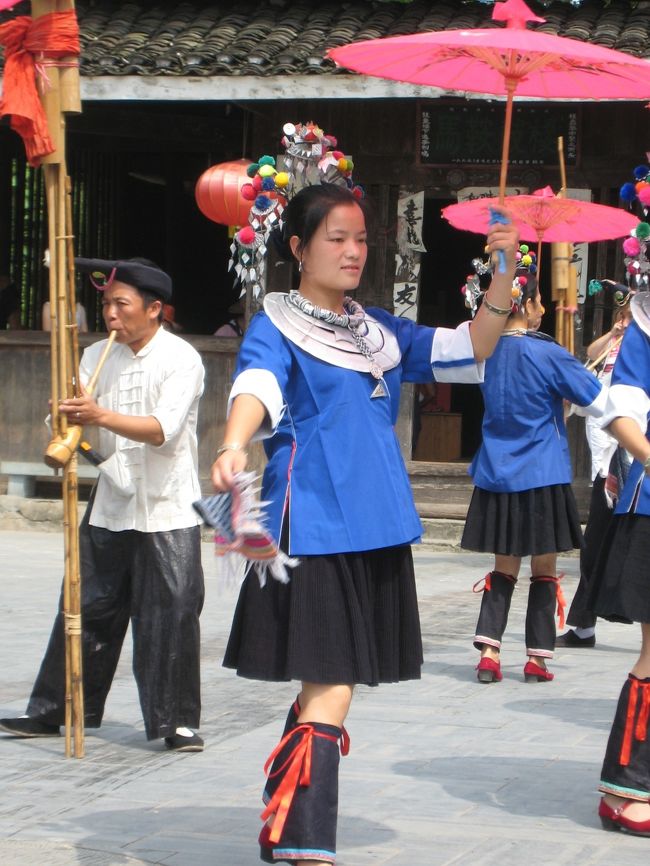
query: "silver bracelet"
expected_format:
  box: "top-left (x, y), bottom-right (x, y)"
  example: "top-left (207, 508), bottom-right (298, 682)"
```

top-left (216, 443), bottom-right (248, 457)
top-left (483, 294), bottom-right (512, 317)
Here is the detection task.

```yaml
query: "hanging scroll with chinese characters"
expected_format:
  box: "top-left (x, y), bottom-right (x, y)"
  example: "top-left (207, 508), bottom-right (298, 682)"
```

top-left (394, 190), bottom-right (426, 320)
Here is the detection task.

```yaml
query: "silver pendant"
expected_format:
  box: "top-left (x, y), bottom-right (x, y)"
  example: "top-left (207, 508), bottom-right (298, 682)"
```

top-left (370, 380), bottom-right (387, 399)
top-left (370, 362), bottom-right (383, 380)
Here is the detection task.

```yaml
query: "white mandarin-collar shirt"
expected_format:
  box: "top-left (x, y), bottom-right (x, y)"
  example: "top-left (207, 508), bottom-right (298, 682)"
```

top-left (79, 326), bottom-right (204, 532)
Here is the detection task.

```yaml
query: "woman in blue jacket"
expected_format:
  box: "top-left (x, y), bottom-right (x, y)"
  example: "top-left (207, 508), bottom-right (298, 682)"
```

top-left (211, 183), bottom-right (519, 866)
top-left (463, 270), bottom-right (606, 685)
top-left (587, 292), bottom-right (650, 836)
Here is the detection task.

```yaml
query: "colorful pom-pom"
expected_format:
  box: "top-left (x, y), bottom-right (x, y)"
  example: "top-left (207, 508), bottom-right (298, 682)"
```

top-left (639, 187), bottom-right (650, 207)
top-left (275, 172), bottom-right (289, 188)
top-left (332, 150), bottom-right (344, 161)
top-left (252, 175), bottom-right (263, 191)
top-left (518, 276), bottom-right (528, 286)
top-left (261, 177), bottom-right (275, 191)
top-left (237, 226), bottom-right (256, 246)
top-left (240, 183), bottom-right (256, 201)
top-left (345, 159), bottom-right (354, 171)
top-left (588, 279), bottom-right (603, 296)
top-left (337, 157), bottom-right (348, 171)
top-left (521, 254), bottom-right (532, 266)
top-left (326, 135), bottom-right (338, 147)
top-left (258, 155), bottom-right (276, 167)
top-left (635, 222), bottom-right (650, 240)
top-left (254, 195), bottom-right (271, 210)
top-left (515, 251), bottom-right (522, 261)
top-left (624, 237), bottom-right (642, 256)
top-left (529, 264), bottom-right (537, 274)
top-left (633, 165), bottom-right (650, 180)
top-left (246, 163), bottom-right (259, 178)
top-left (258, 164), bottom-right (276, 178)
top-left (519, 244), bottom-right (529, 254)
top-left (352, 185), bottom-right (364, 199)
top-left (620, 182), bottom-right (637, 202)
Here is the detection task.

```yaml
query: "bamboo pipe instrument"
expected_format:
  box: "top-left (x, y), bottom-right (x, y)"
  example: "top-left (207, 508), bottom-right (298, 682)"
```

top-left (44, 330), bottom-right (117, 468)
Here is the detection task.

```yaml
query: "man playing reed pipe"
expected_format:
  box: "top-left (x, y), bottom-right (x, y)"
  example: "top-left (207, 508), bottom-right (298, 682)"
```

top-left (0, 258), bottom-right (206, 752)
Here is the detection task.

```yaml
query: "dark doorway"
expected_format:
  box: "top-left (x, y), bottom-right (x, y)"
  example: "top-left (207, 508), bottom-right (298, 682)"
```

top-left (419, 196), bottom-right (488, 460)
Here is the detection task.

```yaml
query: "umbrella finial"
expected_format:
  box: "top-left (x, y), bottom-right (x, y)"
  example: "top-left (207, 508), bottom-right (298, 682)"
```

top-left (492, 0), bottom-right (546, 29)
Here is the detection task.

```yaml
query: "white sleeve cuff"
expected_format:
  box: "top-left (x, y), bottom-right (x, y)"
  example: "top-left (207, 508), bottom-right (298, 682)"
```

top-left (600, 383), bottom-right (650, 434)
top-left (431, 321), bottom-right (485, 384)
top-left (228, 368), bottom-right (285, 440)
top-left (573, 382), bottom-right (608, 419)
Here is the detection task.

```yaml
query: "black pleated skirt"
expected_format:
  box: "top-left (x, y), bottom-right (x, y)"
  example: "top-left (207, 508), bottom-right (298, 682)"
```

top-left (461, 483), bottom-right (583, 557)
top-left (587, 512), bottom-right (650, 625)
top-left (223, 545), bottom-right (423, 686)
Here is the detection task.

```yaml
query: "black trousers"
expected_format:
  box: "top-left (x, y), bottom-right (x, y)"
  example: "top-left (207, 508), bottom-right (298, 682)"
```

top-left (566, 475), bottom-right (611, 629)
top-left (26, 504), bottom-right (205, 740)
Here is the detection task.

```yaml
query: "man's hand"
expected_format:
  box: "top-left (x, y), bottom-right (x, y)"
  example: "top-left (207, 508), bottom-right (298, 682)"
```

top-left (59, 384), bottom-right (102, 426)
top-left (211, 449), bottom-right (248, 492)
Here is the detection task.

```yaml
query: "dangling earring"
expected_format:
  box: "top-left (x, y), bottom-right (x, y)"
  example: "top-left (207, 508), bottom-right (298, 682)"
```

top-left (298, 260), bottom-right (303, 273)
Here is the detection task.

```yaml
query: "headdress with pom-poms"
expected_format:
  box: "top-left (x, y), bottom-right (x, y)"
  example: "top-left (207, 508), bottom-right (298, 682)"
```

top-left (621, 221), bottom-right (650, 292)
top-left (228, 121), bottom-right (364, 301)
top-left (462, 244), bottom-right (535, 318)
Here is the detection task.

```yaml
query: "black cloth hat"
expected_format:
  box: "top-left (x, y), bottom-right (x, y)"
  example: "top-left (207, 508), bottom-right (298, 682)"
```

top-left (75, 258), bottom-right (172, 302)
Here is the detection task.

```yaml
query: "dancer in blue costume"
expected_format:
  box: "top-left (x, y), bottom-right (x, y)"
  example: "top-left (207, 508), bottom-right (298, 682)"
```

top-left (587, 291), bottom-right (650, 836)
top-left (211, 183), bottom-right (519, 865)
top-left (463, 268), bottom-right (606, 685)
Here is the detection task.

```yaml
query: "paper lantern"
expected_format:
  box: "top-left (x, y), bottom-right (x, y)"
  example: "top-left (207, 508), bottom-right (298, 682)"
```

top-left (195, 159), bottom-right (253, 227)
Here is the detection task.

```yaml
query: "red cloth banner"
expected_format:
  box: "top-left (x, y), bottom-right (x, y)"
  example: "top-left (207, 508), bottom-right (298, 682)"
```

top-left (0, 10), bottom-right (80, 166)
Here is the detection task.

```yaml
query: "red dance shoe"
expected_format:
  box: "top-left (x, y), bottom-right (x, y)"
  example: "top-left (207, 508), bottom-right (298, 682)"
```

top-left (524, 661), bottom-right (554, 682)
top-left (476, 656), bottom-right (502, 683)
top-left (599, 797), bottom-right (650, 837)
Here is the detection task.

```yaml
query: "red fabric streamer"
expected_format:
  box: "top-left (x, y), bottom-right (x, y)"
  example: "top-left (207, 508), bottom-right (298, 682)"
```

top-left (620, 678), bottom-right (650, 766)
top-left (0, 11), bottom-right (80, 166)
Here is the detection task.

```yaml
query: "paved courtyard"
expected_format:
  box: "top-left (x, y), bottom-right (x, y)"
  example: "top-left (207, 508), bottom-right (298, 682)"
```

top-left (0, 531), bottom-right (645, 865)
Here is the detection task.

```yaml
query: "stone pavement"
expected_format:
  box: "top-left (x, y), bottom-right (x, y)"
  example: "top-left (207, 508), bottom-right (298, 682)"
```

top-left (0, 530), bottom-right (645, 866)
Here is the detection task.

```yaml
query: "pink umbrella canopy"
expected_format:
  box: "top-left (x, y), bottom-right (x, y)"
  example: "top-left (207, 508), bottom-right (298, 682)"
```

top-left (328, 0), bottom-right (650, 200)
top-left (442, 188), bottom-right (639, 244)
top-left (328, 0), bottom-right (650, 101)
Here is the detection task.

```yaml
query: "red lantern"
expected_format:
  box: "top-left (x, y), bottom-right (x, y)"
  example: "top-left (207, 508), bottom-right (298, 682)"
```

top-left (195, 159), bottom-right (253, 227)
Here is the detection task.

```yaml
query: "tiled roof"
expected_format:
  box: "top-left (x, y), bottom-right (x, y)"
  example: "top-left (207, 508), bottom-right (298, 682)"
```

top-left (1, 1), bottom-right (649, 77)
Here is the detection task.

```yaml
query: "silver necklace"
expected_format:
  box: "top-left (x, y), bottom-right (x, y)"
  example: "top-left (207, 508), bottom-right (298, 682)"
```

top-left (287, 290), bottom-right (384, 380)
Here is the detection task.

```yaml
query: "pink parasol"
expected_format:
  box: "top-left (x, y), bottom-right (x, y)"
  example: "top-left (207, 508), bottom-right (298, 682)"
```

top-left (441, 187), bottom-right (639, 245)
top-left (328, 0), bottom-right (650, 201)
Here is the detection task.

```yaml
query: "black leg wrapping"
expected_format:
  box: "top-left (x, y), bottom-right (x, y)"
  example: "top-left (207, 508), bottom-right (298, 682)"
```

top-left (263, 697), bottom-right (301, 803)
top-left (473, 571), bottom-right (517, 650)
top-left (260, 722), bottom-right (342, 864)
top-left (600, 675), bottom-right (650, 801)
top-left (526, 576), bottom-right (557, 657)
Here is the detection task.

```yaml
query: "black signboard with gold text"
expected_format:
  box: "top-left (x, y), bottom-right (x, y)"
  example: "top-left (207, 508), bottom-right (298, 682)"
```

top-left (418, 102), bottom-right (579, 167)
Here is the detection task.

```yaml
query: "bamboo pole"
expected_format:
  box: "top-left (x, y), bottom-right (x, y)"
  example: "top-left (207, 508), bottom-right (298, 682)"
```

top-left (33, 0), bottom-right (85, 757)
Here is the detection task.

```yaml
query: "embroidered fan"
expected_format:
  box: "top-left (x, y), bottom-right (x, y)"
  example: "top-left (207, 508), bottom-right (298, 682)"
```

top-left (193, 472), bottom-right (298, 586)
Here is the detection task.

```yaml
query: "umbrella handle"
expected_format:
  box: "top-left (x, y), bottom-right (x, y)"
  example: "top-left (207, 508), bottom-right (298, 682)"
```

top-left (488, 207), bottom-right (509, 274)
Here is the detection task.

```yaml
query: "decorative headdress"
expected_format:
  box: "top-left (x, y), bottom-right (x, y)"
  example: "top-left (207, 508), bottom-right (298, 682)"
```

top-left (229, 121), bottom-right (363, 300)
top-left (618, 161), bottom-right (650, 292)
top-left (462, 244), bottom-right (536, 318)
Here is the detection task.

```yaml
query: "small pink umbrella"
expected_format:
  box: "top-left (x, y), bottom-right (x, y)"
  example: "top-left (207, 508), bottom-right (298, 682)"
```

top-left (328, 0), bottom-right (650, 202)
top-left (442, 188), bottom-right (639, 245)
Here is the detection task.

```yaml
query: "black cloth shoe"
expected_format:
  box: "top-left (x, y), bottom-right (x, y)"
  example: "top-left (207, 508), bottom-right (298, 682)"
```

top-left (164, 732), bottom-right (204, 752)
top-left (555, 629), bottom-right (596, 648)
top-left (0, 717), bottom-right (61, 737)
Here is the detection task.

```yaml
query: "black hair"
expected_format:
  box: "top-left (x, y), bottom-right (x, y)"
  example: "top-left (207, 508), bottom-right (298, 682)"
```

top-left (270, 183), bottom-right (370, 266)
top-left (126, 257), bottom-right (165, 322)
top-left (509, 267), bottom-right (539, 320)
